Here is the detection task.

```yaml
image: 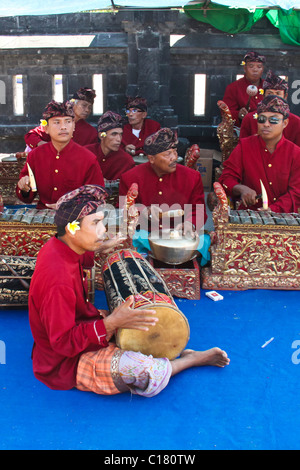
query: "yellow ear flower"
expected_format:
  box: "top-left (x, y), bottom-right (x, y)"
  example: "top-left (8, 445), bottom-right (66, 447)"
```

top-left (259, 89), bottom-right (264, 95)
top-left (40, 119), bottom-right (48, 127)
top-left (241, 61), bottom-right (246, 66)
top-left (253, 113), bottom-right (258, 119)
top-left (67, 220), bottom-right (80, 235)
top-left (100, 132), bottom-right (107, 138)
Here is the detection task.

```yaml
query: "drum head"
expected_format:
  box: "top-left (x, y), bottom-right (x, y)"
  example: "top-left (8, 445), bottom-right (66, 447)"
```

top-left (116, 303), bottom-right (190, 360)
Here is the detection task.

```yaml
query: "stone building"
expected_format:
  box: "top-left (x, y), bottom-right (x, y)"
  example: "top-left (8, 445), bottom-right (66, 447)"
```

top-left (0, 9), bottom-right (299, 152)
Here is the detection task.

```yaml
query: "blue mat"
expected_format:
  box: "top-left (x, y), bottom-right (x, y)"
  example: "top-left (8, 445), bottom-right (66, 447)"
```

top-left (1, 288), bottom-right (300, 450)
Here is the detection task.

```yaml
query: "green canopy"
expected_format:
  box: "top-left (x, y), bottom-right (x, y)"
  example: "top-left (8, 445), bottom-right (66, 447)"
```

top-left (184, 2), bottom-right (300, 46)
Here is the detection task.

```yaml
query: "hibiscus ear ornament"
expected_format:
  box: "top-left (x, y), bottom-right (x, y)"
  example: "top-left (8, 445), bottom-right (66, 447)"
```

top-left (67, 220), bottom-right (80, 235)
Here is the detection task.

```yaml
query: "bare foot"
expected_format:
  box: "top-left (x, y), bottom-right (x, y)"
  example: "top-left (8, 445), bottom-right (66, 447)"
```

top-left (180, 348), bottom-right (230, 368)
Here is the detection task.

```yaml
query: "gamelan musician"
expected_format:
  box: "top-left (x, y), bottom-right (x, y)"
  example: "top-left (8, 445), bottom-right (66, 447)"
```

top-left (121, 96), bottom-right (161, 157)
top-left (222, 51), bottom-right (265, 127)
top-left (28, 184), bottom-right (230, 397)
top-left (85, 111), bottom-right (135, 181)
top-left (219, 95), bottom-right (300, 213)
top-left (240, 70), bottom-right (300, 147)
top-left (24, 87), bottom-right (98, 150)
top-left (119, 127), bottom-right (210, 266)
top-left (16, 100), bottom-right (104, 210)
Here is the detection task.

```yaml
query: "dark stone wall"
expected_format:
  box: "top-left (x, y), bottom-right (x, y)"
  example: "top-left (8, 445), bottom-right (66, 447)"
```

top-left (0, 10), bottom-right (299, 152)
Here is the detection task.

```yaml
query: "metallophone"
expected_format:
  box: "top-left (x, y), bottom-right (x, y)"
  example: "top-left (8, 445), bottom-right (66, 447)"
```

top-left (202, 182), bottom-right (300, 290)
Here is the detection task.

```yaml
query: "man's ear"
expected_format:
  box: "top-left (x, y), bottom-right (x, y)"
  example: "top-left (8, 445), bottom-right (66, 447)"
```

top-left (283, 118), bottom-right (289, 129)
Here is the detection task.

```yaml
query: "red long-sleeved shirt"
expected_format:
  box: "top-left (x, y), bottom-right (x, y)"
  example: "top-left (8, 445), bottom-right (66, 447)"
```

top-left (219, 134), bottom-right (300, 213)
top-left (222, 76), bottom-right (265, 127)
top-left (121, 119), bottom-right (161, 156)
top-left (29, 236), bottom-right (108, 390)
top-left (24, 119), bottom-right (98, 149)
top-left (16, 140), bottom-right (104, 209)
top-left (240, 111), bottom-right (300, 147)
top-left (85, 143), bottom-right (135, 180)
top-left (119, 162), bottom-right (207, 228)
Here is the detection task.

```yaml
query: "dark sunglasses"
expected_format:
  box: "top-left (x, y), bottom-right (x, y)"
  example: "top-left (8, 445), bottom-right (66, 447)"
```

top-left (257, 115), bottom-right (284, 125)
top-left (125, 108), bottom-right (143, 115)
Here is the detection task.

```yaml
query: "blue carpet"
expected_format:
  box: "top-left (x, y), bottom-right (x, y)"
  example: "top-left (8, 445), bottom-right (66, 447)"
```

top-left (0, 288), bottom-right (300, 450)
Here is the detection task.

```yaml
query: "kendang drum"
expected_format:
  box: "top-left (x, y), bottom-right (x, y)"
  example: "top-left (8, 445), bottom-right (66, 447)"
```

top-left (102, 249), bottom-right (190, 360)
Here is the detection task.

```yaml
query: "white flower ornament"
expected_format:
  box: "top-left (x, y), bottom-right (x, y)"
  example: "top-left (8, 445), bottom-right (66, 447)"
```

top-left (67, 220), bottom-right (80, 235)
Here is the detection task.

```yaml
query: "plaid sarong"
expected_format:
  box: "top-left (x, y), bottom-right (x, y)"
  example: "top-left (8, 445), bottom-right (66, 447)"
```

top-left (76, 343), bottom-right (172, 397)
top-left (76, 344), bottom-right (126, 395)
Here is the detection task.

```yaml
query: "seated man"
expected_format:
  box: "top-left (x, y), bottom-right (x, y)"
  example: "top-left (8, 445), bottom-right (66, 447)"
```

top-left (119, 128), bottom-right (210, 266)
top-left (86, 111), bottom-right (135, 180)
top-left (240, 70), bottom-right (300, 147)
top-left (222, 51), bottom-right (265, 127)
top-left (28, 184), bottom-right (229, 396)
top-left (219, 95), bottom-right (300, 213)
top-left (24, 87), bottom-right (98, 150)
top-left (16, 100), bottom-right (104, 209)
top-left (121, 96), bottom-right (161, 156)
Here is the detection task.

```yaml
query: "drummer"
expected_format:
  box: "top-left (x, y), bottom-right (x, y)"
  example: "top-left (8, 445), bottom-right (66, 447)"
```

top-left (28, 184), bottom-right (230, 397)
top-left (222, 51), bottom-right (265, 127)
top-left (16, 100), bottom-right (104, 210)
top-left (24, 87), bottom-right (98, 150)
top-left (85, 110), bottom-right (135, 180)
top-left (121, 96), bottom-right (161, 157)
top-left (119, 127), bottom-right (210, 266)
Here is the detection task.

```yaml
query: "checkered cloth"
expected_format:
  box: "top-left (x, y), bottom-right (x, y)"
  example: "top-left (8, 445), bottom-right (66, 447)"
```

top-left (72, 87), bottom-right (96, 104)
top-left (257, 95), bottom-right (290, 118)
top-left (42, 100), bottom-right (75, 121)
top-left (143, 128), bottom-right (178, 156)
top-left (54, 184), bottom-right (107, 227)
top-left (263, 70), bottom-right (288, 94)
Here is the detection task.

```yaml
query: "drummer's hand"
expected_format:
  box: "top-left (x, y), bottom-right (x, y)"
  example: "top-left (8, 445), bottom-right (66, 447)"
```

top-left (18, 176), bottom-right (31, 194)
top-left (175, 221), bottom-right (196, 238)
top-left (96, 232), bottom-right (127, 254)
top-left (103, 295), bottom-right (158, 337)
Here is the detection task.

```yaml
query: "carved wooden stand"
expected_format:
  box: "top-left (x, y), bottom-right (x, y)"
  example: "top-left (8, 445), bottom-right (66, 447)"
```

top-left (148, 256), bottom-right (200, 300)
top-left (202, 183), bottom-right (300, 290)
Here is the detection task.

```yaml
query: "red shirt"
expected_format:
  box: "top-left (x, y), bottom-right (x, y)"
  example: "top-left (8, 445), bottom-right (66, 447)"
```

top-left (85, 143), bottom-right (135, 180)
top-left (219, 135), bottom-right (300, 213)
top-left (16, 140), bottom-right (104, 209)
top-left (29, 237), bottom-right (108, 390)
top-left (223, 76), bottom-right (265, 126)
top-left (121, 119), bottom-right (161, 155)
top-left (240, 111), bottom-right (300, 147)
top-left (24, 119), bottom-right (98, 149)
top-left (119, 162), bottom-right (207, 228)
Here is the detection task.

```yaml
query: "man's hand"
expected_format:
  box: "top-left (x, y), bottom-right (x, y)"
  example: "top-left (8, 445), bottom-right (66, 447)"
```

top-left (96, 232), bottom-right (127, 255)
top-left (125, 144), bottom-right (136, 156)
top-left (233, 184), bottom-right (257, 207)
top-left (18, 176), bottom-right (31, 194)
top-left (103, 295), bottom-right (158, 338)
top-left (175, 221), bottom-right (196, 238)
top-left (238, 107), bottom-right (248, 120)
